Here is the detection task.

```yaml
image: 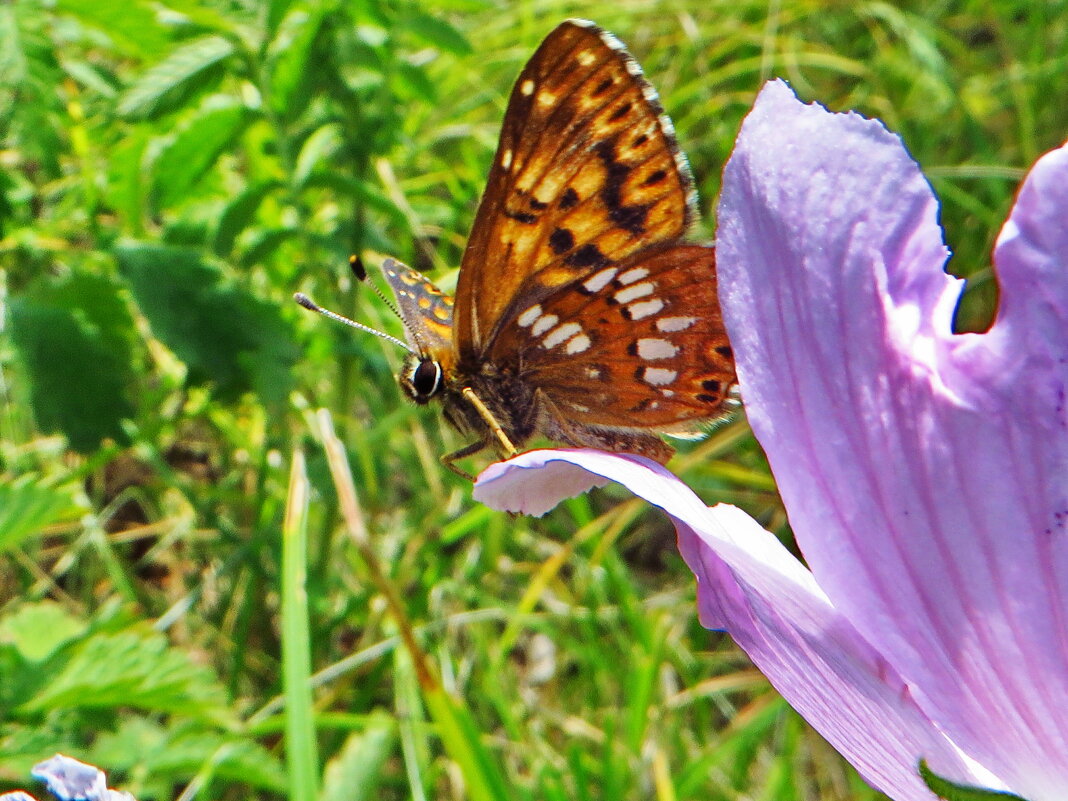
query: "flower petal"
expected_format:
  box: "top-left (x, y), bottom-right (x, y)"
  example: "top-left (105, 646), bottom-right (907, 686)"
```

top-left (475, 449), bottom-right (975, 799)
top-left (717, 80), bottom-right (1068, 798)
top-left (474, 449), bottom-right (610, 516)
top-left (31, 755), bottom-right (108, 801)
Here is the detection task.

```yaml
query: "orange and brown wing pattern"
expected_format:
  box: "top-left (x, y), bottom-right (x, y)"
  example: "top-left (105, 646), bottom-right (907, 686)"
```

top-left (381, 258), bottom-right (455, 364)
top-left (495, 244), bottom-right (735, 431)
top-left (453, 19), bottom-right (696, 357)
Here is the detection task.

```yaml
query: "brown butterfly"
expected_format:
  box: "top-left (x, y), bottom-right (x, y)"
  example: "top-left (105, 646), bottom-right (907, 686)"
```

top-left (300, 19), bottom-right (736, 476)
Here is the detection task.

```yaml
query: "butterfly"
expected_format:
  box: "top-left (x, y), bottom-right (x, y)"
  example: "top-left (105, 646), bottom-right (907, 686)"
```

top-left (303, 19), bottom-right (736, 477)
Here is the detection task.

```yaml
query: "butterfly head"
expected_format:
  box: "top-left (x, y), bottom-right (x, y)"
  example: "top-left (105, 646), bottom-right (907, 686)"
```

top-left (400, 355), bottom-right (445, 404)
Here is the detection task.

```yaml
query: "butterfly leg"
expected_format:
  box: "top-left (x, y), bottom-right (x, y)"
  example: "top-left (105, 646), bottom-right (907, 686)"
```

top-left (441, 439), bottom-right (487, 480)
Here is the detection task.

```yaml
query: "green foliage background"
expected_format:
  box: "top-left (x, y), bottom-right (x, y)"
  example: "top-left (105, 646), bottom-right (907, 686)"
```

top-left (1, 0), bottom-right (1064, 798)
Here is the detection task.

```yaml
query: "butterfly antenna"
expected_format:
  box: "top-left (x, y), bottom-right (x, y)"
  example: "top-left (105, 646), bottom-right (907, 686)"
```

top-left (350, 255), bottom-right (432, 357)
top-left (350, 255), bottom-right (405, 320)
top-left (293, 292), bottom-right (414, 355)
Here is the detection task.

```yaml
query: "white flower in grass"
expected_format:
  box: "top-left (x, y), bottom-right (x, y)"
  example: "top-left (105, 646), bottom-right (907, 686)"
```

top-left (0, 755), bottom-right (136, 801)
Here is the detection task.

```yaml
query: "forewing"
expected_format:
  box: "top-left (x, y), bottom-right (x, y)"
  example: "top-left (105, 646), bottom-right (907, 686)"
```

top-left (381, 258), bottom-right (455, 362)
top-left (496, 244), bottom-right (736, 430)
top-left (454, 19), bottom-right (696, 357)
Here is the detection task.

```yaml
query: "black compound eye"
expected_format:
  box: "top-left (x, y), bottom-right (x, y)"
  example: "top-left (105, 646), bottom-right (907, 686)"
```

top-left (411, 359), bottom-right (442, 399)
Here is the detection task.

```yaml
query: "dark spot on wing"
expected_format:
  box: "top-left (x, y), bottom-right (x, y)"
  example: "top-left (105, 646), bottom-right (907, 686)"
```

top-left (559, 187), bottom-right (579, 209)
top-left (594, 139), bottom-right (649, 235)
top-left (565, 243), bottom-right (609, 269)
top-left (549, 227), bottom-right (575, 255)
top-left (642, 169), bottom-right (667, 187)
top-left (504, 210), bottom-right (537, 224)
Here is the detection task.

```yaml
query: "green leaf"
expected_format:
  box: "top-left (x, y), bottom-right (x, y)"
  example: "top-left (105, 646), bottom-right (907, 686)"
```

top-left (919, 760), bottom-right (1029, 800)
top-left (0, 4), bottom-right (64, 175)
top-left (21, 629), bottom-right (232, 723)
top-left (0, 602), bottom-right (87, 662)
top-left (55, 0), bottom-right (171, 58)
top-left (61, 58), bottom-right (119, 97)
top-left (107, 128), bottom-right (150, 233)
top-left (212, 180), bottom-right (283, 256)
top-left (267, 4), bottom-right (326, 118)
top-left (394, 61), bottom-right (437, 104)
top-left (0, 475), bottom-right (85, 554)
top-left (151, 100), bottom-right (248, 210)
top-left (0, 5), bottom-right (57, 90)
top-left (281, 451), bottom-right (319, 801)
top-left (117, 35), bottom-right (235, 120)
top-left (321, 715), bottom-right (396, 801)
top-left (237, 226), bottom-right (299, 269)
top-left (9, 272), bottom-right (137, 452)
top-left (404, 11), bottom-right (471, 55)
top-left (116, 243), bottom-right (298, 405)
top-left (92, 719), bottom-right (287, 792)
top-left (293, 123), bottom-right (342, 187)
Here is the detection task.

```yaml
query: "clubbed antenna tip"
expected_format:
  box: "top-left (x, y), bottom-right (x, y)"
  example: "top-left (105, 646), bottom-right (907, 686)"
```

top-left (349, 254), bottom-right (368, 281)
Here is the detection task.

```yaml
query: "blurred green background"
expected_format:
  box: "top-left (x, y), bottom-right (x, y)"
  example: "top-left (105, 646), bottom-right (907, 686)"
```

top-left (1, 0), bottom-right (1064, 798)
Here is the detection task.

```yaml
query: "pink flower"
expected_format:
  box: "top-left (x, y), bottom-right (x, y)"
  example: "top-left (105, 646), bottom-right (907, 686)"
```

top-left (474, 81), bottom-right (1068, 800)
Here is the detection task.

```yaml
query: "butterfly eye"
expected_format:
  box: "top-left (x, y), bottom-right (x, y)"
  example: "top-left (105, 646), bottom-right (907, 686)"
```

top-left (409, 358), bottom-right (443, 402)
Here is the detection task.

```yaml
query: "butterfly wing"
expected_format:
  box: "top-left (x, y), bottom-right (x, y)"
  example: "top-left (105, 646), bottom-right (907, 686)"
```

top-left (453, 19), bottom-right (696, 357)
top-left (380, 257), bottom-right (455, 363)
top-left (495, 244), bottom-right (736, 432)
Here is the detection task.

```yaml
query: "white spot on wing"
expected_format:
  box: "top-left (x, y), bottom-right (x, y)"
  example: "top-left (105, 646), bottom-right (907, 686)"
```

top-left (600, 31), bottom-right (625, 50)
top-left (617, 267), bottom-right (649, 285)
top-left (520, 79), bottom-right (535, 96)
top-left (501, 149), bottom-right (513, 170)
top-left (641, 367), bottom-right (677, 386)
top-left (585, 366), bottom-right (601, 379)
top-left (583, 267), bottom-right (618, 293)
top-left (656, 316), bottom-right (696, 332)
top-left (537, 91), bottom-right (557, 107)
top-left (625, 59), bottom-right (642, 76)
top-left (641, 84), bottom-right (659, 103)
top-left (532, 313), bottom-right (560, 336)
top-left (577, 50), bottom-right (595, 66)
top-left (627, 298), bottom-right (665, 320)
top-left (543, 322), bottom-right (582, 348)
top-left (659, 114), bottom-right (676, 137)
top-left (566, 333), bottom-right (592, 354)
top-left (614, 281), bottom-right (654, 304)
top-left (518, 304), bottom-right (542, 327)
top-left (637, 338), bottom-right (678, 360)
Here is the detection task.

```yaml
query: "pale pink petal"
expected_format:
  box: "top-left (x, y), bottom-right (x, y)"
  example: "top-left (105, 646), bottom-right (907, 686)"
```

top-left (717, 80), bottom-right (1068, 798)
top-left (475, 449), bottom-right (975, 799)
